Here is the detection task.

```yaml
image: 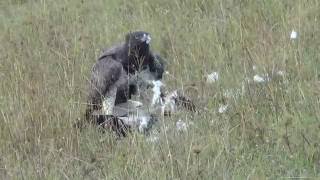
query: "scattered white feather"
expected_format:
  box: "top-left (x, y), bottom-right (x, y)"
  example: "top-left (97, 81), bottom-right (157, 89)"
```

top-left (138, 116), bottom-right (149, 133)
top-left (206, 72), bottom-right (219, 83)
top-left (118, 113), bottom-right (153, 133)
top-left (176, 119), bottom-right (188, 132)
top-left (253, 75), bottom-right (265, 83)
top-left (290, 30), bottom-right (298, 39)
top-left (161, 90), bottom-right (178, 115)
top-left (151, 80), bottom-right (163, 106)
top-left (218, 104), bottom-right (228, 114)
top-left (252, 65), bottom-right (257, 71)
top-left (276, 70), bottom-right (285, 77)
top-left (253, 74), bottom-right (270, 83)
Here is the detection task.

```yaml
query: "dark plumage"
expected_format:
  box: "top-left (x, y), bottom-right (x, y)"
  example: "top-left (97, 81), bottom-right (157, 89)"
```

top-left (85, 31), bottom-right (165, 124)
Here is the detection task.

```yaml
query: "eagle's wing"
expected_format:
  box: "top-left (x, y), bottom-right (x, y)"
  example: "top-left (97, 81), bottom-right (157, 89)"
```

top-left (86, 57), bottom-right (125, 116)
top-left (98, 43), bottom-right (126, 60)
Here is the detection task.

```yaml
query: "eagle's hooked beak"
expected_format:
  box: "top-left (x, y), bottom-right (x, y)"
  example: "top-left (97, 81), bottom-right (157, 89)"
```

top-left (142, 33), bottom-right (151, 44)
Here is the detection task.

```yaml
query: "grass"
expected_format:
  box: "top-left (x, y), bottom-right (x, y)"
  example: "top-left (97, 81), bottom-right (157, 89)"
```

top-left (1, 0), bottom-right (320, 179)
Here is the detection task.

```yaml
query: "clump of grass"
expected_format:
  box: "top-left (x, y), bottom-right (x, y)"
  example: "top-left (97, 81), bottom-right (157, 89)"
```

top-left (0, 0), bottom-right (320, 178)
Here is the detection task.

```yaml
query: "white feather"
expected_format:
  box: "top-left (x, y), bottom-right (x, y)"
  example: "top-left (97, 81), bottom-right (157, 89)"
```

top-left (151, 80), bottom-right (163, 106)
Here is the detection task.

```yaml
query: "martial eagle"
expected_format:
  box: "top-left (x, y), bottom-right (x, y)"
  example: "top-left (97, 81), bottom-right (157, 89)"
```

top-left (85, 31), bottom-right (165, 124)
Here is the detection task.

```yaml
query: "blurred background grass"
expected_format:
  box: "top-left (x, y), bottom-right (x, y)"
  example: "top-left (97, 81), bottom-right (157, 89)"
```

top-left (0, 0), bottom-right (320, 179)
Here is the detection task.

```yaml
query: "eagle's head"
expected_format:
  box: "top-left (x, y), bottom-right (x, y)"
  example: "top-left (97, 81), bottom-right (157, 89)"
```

top-left (125, 31), bottom-right (152, 71)
top-left (125, 31), bottom-right (151, 55)
top-left (125, 31), bottom-right (151, 47)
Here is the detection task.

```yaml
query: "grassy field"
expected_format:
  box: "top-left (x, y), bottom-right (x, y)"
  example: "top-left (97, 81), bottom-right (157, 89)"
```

top-left (1, 0), bottom-right (320, 179)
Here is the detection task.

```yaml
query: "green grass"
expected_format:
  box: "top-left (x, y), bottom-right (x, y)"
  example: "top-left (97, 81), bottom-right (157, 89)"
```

top-left (1, 0), bottom-right (320, 179)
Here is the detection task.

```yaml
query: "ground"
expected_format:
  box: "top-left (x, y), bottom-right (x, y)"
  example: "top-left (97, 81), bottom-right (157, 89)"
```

top-left (0, 0), bottom-right (320, 179)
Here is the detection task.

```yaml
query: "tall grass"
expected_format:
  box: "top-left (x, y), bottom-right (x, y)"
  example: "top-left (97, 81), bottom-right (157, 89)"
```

top-left (0, 0), bottom-right (320, 178)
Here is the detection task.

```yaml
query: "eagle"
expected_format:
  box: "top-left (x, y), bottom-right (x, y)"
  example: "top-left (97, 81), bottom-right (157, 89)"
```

top-left (85, 31), bottom-right (165, 125)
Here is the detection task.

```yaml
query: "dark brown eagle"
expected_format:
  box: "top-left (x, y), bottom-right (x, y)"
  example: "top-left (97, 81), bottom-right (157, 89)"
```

top-left (84, 31), bottom-right (165, 125)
